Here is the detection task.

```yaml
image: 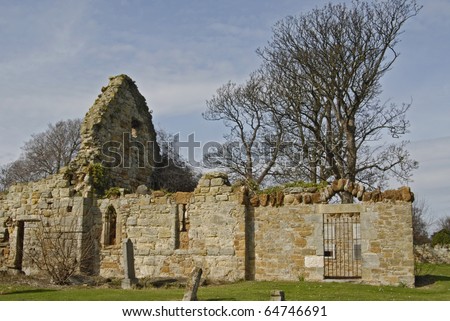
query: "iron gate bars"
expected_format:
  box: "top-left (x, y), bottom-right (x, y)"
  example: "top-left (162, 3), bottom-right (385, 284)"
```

top-left (323, 213), bottom-right (361, 279)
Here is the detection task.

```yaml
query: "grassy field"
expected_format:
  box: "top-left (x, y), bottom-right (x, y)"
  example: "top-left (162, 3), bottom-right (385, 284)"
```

top-left (0, 264), bottom-right (449, 301)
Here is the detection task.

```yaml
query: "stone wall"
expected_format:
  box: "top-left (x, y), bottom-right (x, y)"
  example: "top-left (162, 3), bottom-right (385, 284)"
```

top-left (94, 173), bottom-right (247, 282)
top-left (249, 201), bottom-right (414, 287)
top-left (82, 176), bottom-right (414, 287)
top-left (361, 202), bottom-right (415, 286)
top-left (0, 171), bottom-right (415, 287)
top-left (0, 172), bottom-right (86, 274)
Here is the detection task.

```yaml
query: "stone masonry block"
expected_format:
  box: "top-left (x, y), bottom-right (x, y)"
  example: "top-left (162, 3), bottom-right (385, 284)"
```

top-left (210, 178), bottom-right (224, 186)
top-left (215, 194), bottom-right (229, 201)
top-left (198, 179), bottom-right (210, 187)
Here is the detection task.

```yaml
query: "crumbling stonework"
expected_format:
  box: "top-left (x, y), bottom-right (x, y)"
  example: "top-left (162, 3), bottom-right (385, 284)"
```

top-left (70, 74), bottom-right (159, 195)
top-left (0, 172), bottom-right (85, 275)
top-left (0, 74), bottom-right (416, 287)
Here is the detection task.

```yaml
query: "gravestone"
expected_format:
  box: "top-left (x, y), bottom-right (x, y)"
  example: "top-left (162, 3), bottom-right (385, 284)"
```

top-left (182, 267), bottom-right (203, 301)
top-left (270, 290), bottom-right (285, 301)
top-left (121, 238), bottom-right (139, 289)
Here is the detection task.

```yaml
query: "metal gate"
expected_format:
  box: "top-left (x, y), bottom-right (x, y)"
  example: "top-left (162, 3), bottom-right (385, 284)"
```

top-left (323, 213), bottom-right (361, 279)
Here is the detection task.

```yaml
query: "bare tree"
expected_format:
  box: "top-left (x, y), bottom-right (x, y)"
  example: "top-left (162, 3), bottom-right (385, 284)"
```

top-left (206, 1), bottom-right (421, 200)
top-left (151, 129), bottom-right (200, 192)
top-left (257, 0), bottom-right (421, 202)
top-left (437, 216), bottom-right (450, 232)
top-left (0, 119), bottom-right (81, 190)
top-left (203, 72), bottom-right (288, 186)
top-left (412, 198), bottom-right (431, 245)
top-left (0, 159), bottom-right (36, 189)
top-left (23, 119), bottom-right (82, 175)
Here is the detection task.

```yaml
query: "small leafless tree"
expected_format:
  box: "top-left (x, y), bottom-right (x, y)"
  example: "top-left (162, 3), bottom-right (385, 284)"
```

top-left (0, 119), bottom-right (81, 190)
top-left (26, 215), bottom-right (96, 285)
top-left (0, 159), bottom-right (35, 190)
top-left (412, 198), bottom-right (432, 245)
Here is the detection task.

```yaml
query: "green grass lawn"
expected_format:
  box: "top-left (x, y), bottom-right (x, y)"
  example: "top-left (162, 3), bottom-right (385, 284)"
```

top-left (1, 264), bottom-right (449, 301)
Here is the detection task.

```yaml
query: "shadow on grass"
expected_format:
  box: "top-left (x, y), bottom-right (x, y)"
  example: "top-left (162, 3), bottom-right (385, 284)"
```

top-left (2, 289), bottom-right (58, 296)
top-left (415, 274), bottom-right (450, 287)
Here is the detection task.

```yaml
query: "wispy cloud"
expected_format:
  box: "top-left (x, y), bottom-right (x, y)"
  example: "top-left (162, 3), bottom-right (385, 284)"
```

top-left (408, 137), bottom-right (450, 224)
top-left (0, 1), bottom-right (93, 74)
top-left (0, 0), bottom-right (449, 225)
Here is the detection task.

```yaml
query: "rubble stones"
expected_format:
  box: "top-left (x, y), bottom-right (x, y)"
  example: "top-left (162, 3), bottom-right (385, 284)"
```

top-left (136, 185), bottom-right (148, 195)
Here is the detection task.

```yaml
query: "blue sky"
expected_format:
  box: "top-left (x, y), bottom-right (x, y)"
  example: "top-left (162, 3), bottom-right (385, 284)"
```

top-left (1, 0), bottom-right (449, 230)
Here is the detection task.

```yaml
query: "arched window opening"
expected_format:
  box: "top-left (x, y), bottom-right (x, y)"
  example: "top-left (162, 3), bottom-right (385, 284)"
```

top-left (175, 203), bottom-right (189, 250)
top-left (105, 206), bottom-right (117, 246)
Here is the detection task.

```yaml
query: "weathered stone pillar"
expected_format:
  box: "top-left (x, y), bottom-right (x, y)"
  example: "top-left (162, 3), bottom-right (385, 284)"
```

top-left (270, 290), bottom-right (285, 301)
top-left (182, 267), bottom-right (203, 301)
top-left (121, 238), bottom-right (138, 289)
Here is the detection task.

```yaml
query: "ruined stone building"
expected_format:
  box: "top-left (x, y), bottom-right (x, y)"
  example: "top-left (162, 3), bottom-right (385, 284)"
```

top-left (0, 75), bottom-right (416, 287)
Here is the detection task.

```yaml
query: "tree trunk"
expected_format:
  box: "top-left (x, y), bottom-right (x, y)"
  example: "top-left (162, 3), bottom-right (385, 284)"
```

top-left (340, 191), bottom-right (354, 204)
top-left (342, 118), bottom-right (357, 204)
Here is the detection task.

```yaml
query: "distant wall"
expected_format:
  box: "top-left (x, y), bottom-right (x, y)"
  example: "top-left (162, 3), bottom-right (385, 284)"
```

top-left (415, 244), bottom-right (450, 264)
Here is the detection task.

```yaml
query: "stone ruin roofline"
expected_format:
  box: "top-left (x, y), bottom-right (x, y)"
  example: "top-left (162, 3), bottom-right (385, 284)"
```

top-left (0, 73), bottom-right (415, 204)
top-left (65, 74), bottom-right (159, 194)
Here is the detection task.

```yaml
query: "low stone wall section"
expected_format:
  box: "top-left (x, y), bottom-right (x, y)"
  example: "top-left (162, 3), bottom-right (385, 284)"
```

top-left (415, 244), bottom-right (450, 264)
top-left (96, 173), bottom-right (247, 282)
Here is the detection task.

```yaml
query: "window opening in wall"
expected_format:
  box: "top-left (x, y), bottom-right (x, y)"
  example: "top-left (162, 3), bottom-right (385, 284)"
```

top-left (131, 118), bottom-right (141, 138)
top-left (2, 218), bottom-right (11, 242)
top-left (180, 204), bottom-right (187, 232)
top-left (105, 206), bottom-right (117, 246)
top-left (323, 213), bottom-right (361, 279)
top-left (3, 228), bottom-right (9, 242)
top-left (175, 203), bottom-right (189, 250)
